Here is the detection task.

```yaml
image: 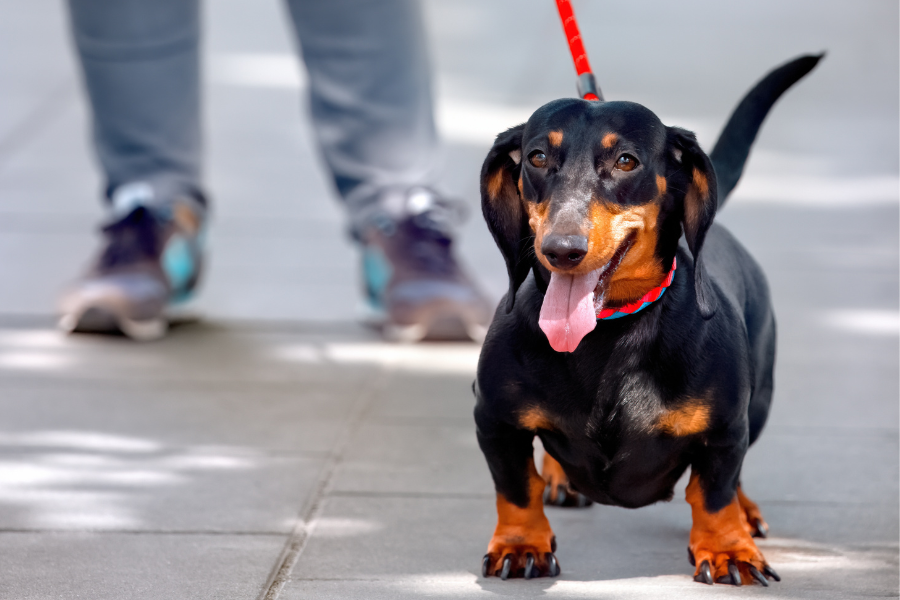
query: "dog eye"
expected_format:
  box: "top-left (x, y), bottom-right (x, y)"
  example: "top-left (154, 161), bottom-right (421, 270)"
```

top-left (529, 151), bottom-right (548, 168)
top-left (615, 154), bottom-right (638, 171)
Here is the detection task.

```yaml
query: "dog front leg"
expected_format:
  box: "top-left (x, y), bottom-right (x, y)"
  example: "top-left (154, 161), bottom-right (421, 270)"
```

top-left (476, 413), bottom-right (559, 580)
top-left (687, 439), bottom-right (779, 586)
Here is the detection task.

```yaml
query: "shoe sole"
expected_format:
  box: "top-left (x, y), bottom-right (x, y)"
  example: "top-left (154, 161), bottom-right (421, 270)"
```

top-left (60, 307), bottom-right (168, 342)
top-left (383, 308), bottom-right (488, 344)
top-left (383, 322), bottom-right (429, 343)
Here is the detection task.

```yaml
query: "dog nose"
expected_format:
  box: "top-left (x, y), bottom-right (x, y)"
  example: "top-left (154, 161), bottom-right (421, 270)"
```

top-left (541, 234), bottom-right (588, 269)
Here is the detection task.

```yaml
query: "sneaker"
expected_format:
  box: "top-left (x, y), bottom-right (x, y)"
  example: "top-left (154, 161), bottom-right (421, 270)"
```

top-left (360, 188), bottom-right (491, 342)
top-left (59, 186), bottom-right (206, 341)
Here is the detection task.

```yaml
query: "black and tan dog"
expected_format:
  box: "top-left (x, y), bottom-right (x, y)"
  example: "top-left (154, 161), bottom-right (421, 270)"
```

top-left (474, 54), bottom-right (821, 585)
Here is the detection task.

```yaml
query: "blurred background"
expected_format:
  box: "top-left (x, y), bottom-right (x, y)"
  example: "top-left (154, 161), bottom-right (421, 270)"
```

top-left (0, 1), bottom-right (896, 598)
top-left (0, 0), bottom-right (896, 322)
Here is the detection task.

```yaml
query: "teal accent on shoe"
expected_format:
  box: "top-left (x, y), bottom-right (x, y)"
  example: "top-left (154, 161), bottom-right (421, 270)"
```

top-left (362, 245), bottom-right (392, 310)
top-left (162, 233), bottom-right (195, 297)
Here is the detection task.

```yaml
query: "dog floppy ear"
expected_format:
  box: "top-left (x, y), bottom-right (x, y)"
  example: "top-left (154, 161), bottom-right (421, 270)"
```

top-left (481, 123), bottom-right (531, 313)
top-left (667, 127), bottom-right (718, 319)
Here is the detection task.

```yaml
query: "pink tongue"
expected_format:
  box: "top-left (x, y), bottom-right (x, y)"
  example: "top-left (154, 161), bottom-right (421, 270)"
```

top-left (539, 270), bottom-right (603, 353)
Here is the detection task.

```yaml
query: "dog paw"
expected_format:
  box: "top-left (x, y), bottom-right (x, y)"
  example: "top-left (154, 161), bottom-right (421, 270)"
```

top-left (483, 535), bottom-right (560, 580)
top-left (541, 454), bottom-right (593, 509)
top-left (689, 537), bottom-right (778, 586)
top-left (686, 474), bottom-right (777, 586)
top-left (482, 550), bottom-right (560, 580)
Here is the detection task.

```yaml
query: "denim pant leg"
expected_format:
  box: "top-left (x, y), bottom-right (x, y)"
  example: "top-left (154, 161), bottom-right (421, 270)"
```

top-left (284, 0), bottom-right (439, 233)
top-left (67, 0), bottom-right (203, 207)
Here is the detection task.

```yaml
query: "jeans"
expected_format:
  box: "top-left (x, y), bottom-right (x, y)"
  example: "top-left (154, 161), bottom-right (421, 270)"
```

top-left (67, 0), bottom-right (439, 231)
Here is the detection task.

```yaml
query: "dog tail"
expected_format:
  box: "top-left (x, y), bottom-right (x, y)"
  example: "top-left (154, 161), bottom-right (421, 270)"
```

top-left (711, 53), bottom-right (824, 208)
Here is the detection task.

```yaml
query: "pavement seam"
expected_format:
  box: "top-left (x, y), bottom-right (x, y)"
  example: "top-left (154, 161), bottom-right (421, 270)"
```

top-left (255, 366), bottom-right (390, 600)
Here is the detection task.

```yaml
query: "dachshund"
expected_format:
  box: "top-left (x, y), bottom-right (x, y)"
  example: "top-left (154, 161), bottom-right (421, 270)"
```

top-left (474, 54), bottom-right (822, 586)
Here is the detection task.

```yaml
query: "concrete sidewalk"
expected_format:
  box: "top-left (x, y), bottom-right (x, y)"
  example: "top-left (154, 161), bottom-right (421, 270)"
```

top-left (0, 295), bottom-right (896, 598)
top-left (2, 201), bottom-right (899, 600)
top-left (0, 0), bottom-right (897, 598)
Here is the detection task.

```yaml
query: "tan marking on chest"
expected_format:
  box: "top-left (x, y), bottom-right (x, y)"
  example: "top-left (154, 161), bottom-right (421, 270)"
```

top-left (548, 130), bottom-right (564, 147)
top-left (656, 402), bottom-right (710, 436)
top-left (519, 407), bottom-right (556, 431)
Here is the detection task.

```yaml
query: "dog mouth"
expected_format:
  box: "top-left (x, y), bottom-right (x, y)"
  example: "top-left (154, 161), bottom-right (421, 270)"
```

top-left (538, 233), bottom-right (635, 353)
top-left (592, 234), bottom-right (635, 313)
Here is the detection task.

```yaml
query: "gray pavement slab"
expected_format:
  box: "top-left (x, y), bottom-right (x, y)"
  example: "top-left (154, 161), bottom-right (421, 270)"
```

top-left (283, 493), bottom-right (897, 599)
top-left (331, 419), bottom-right (492, 496)
top-left (369, 372), bottom-right (481, 422)
top-left (0, 446), bottom-right (321, 533)
top-left (744, 428), bottom-right (899, 507)
top-left (0, 532), bottom-right (285, 600)
top-left (0, 320), bottom-right (894, 598)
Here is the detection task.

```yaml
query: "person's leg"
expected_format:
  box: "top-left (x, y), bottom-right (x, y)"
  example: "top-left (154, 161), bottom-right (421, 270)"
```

top-left (68, 0), bottom-right (203, 206)
top-left (285, 0), bottom-right (490, 341)
top-left (61, 0), bottom-right (206, 340)
top-left (284, 0), bottom-right (437, 227)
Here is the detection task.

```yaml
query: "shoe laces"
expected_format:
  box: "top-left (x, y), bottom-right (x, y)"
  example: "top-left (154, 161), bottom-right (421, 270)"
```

top-left (98, 206), bottom-right (165, 269)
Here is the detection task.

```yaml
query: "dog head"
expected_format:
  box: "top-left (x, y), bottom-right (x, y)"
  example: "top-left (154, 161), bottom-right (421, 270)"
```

top-left (481, 99), bottom-right (718, 334)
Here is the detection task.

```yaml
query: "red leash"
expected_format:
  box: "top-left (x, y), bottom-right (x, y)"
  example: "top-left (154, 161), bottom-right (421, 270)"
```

top-left (555, 0), bottom-right (602, 101)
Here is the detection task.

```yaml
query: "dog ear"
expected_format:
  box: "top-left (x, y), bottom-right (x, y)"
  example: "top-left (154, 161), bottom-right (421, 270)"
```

top-left (667, 127), bottom-right (718, 319)
top-left (481, 123), bottom-right (532, 313)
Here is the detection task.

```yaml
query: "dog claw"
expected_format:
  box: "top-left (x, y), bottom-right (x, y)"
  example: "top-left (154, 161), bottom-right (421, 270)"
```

top-left (524, 554), bottom-right (535, 579)
top-left (749, 565), bottom-right (769, 587)
top-left (546, 553), bottom-right (560, 577)
top-left (694, 560), bottom-right (713, 585)
top-left (543, 485), bottom-right (553, 505)
top-left (575, 493), bottom-right (591, 507)
top-left (481, 555), bottom-right (490, 578)
top-left (550, 536), bottom-right (557, 552)
top-left (500, 554), bottom-right (513, 580)
top-left (753, 519), bottom-right (768, 538)
top-left (687, 547), bottom-right (695, 566)
top-left (763, 564), bottom-right (781, 582)
top-left (728, 562), bottom-right (742, 586)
